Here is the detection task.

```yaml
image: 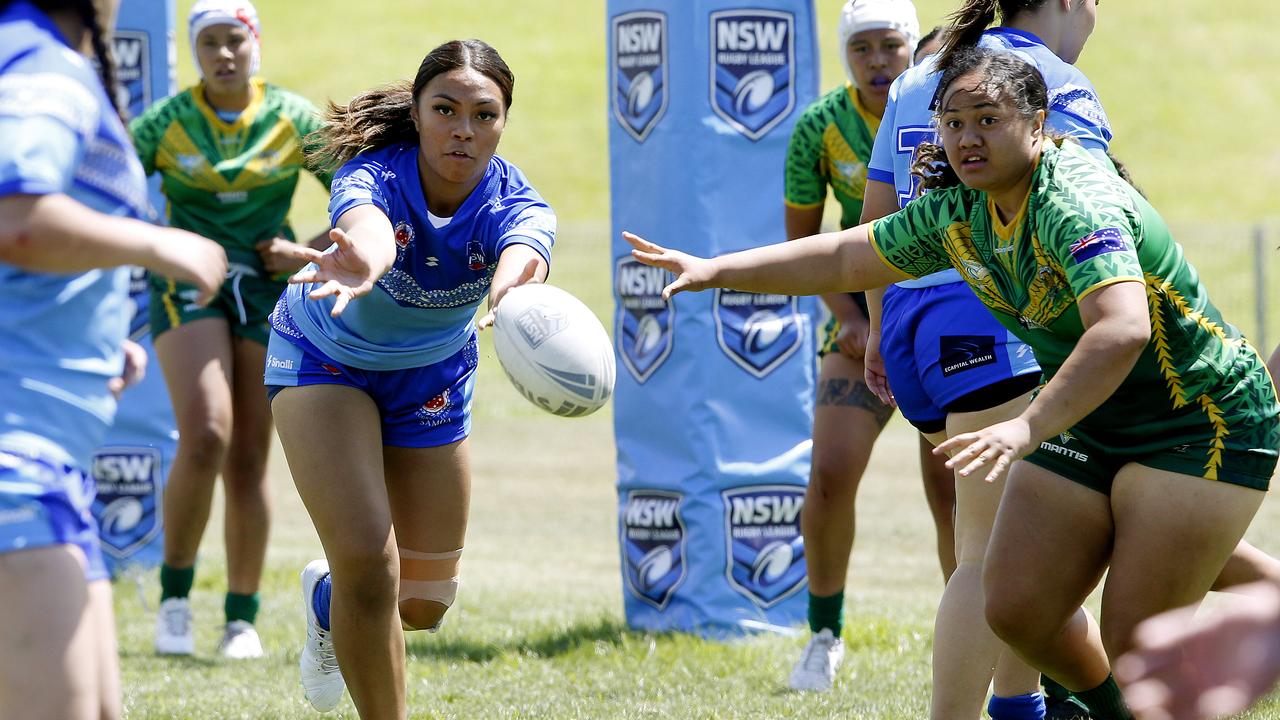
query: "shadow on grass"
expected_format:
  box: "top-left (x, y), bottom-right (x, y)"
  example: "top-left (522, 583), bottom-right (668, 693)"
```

top-left (117, 650), bottom-right (220, 668)
top-left (404, 615), bottom-right (635, 663)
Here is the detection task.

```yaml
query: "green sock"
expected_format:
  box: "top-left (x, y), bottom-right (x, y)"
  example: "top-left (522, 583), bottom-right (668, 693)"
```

top-left (1074, 674), bottom-right (1133, 720)
top-left (159, 564), bottom-right (195, 601)
top-left (1041, 674), bottom-right (1071, 700)
top-left (807, 590), bottom-right (844, 636)
top-left (224, 592), bottom-right (260, 625)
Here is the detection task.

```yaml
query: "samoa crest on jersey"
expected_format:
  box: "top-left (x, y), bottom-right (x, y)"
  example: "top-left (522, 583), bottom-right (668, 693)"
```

top-left (615, 255), bottom-right (674, 383)
top-left (91, 446), bottom-right (163, 559)
top-left (722, 485), bottom-right (806, 607)
top-left (714, 289), bottom-right (802, 378)
top-left (620, 489), bottom-right (687, 610)
top-left (612, 10), bottom-right (669, 143)
top-left (709, 9), bottom-right (795, 141)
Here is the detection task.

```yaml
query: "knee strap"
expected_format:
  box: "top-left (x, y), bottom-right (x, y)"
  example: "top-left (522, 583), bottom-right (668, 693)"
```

top-left (397, 547), bottom-right (461, 606)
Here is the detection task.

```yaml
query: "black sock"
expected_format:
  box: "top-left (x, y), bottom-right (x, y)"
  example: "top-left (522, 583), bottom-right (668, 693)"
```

top-left (1074, 674), bottom-right (1133, 720)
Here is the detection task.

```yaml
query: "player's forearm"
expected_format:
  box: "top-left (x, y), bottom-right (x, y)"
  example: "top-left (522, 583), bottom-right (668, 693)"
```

top-left (0, 193), bottom-right (164, 272)
top-left (335, 206), bottom-right (398, 279)
top-left (865, 286), bottom-right (886, 336)
top-left (711, 226), bottom-right (896, 297)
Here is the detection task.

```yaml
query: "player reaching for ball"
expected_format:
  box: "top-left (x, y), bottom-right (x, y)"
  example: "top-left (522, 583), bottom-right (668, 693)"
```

top-left (624, 46), bottom-right (1279, 720)
top-left (781, 0), bottom-right (959, 694)
top-left (0, 1), bottom-right (226, 716)
top-left (263, 39), bottom-right (553, 718)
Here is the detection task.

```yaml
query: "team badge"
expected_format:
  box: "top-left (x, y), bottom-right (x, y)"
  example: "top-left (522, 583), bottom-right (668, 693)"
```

top-left (713, 289), bottom-right (802, 378)
top-left (394, 221), bottom-right (414, 248)
top-left (709, 10), bottom-right (796, 141)
top-left (91, 446), bottom-right (163, 559)
top-left (722, 485), bottom-right (806, 608)
top-left (418, 389), bottom-right (451, 417)
top-left (620, 490), bottom-right (686, 610)
top-left (466, 240), bottom-right (487, 271)
top-left (111, 30), bottom-right (151, 120)
top-left (611, 11), bottom-right (669, 143)
top-left (320, 363), bottom-right (343, 376)
top-left (615, 256), bottom-right (675, 383)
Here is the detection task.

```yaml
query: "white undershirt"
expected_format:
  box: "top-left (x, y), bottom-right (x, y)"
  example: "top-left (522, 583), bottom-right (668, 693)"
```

top-left (426, 211), bottom-right (452, 229)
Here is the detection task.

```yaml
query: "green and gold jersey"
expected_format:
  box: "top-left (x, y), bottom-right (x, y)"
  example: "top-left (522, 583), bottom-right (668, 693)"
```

top-left (130, 78), bottom-right (331, 271)
top-left (784, 85), bottom-right (879, 230)
top-left (869, 140), bottom-right (1277, 468)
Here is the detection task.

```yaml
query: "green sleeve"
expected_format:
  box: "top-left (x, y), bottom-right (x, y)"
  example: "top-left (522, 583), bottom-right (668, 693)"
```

top-left (1039, 185), bottom-right (1143, 300)
top-left (128, 104), bottom-right (165, 175)
top-left (285, 94), bottom-right (332, 190)
top-left (783, 104), bottom-right (826, 208)
top-left (867, 190), bottom-right (961, 279)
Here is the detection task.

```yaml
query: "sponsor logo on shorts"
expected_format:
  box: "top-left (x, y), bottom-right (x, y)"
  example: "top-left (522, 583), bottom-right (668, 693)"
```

top-left (91, 446), bottom-right (163, 558)
top-left (722, 485), bottom-right (806, 608)
top-left (939, 335), bottom-right (997, 377)
top-left (1039, 431), bottom-right (1089, 463)
top-left (111, 30), bottom-right (150, 120)
top-left (320, 363), bottom-right (343, 376)
top-left (1068, 227), bottom-right (1130, 264)
top-left (612, 11), bottom-right (669, 143)
top-left (714, 289), bottom-right (802, 378)
top-left (514, 305), bottom-right (567, 350)
top-left (620, 490), bottom-right (686, 610)
top-left (266, 355), bottom-right (294, 371)
top-left (709, 10), bottom-right (796, 141)
top-left (615, 256), bottom-right (675, 383)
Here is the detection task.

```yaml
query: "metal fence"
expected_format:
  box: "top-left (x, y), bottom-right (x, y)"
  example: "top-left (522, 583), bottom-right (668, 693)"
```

top-left (1171, 221), bottom-right (1277, 354)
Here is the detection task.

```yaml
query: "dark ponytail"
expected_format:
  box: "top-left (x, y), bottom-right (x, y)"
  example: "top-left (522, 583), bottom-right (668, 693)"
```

top-left (3, 0), bottom-right (122, 119)
top-left (309, 39), bottom-right (515, 173)
top-left (936, 0), bottom-right (1049, 70)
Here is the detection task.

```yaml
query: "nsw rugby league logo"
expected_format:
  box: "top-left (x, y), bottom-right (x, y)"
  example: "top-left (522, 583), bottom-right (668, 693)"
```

top-left (611, 10), bottom-right (669, 143)
top-left (620, 490), bottom-right (687, 610)
top-left (714, 289), bottom-right (802, 378)
top-left (111, 30), bottom-right (150, 120)
top-left (722, 485), bottom-right (807, 608)
top-left (615, 255), bottom-right (674, 383)
top-left (709, 10), bottom-right (796, 141)
top-left (91, 446), bottom-right (163, 559)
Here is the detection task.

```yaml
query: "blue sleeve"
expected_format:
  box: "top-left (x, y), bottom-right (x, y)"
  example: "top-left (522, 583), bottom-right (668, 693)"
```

top-left (867, 77), bottom-right (900, 183)
top-left (493, 200), bottom-right (556, 267)
top-left (1045, 71), bottom-right (1112, 153)
top-left (327, 156), bottom-right (390, 225)
top-left (0, 70), bottom-right (100, 196)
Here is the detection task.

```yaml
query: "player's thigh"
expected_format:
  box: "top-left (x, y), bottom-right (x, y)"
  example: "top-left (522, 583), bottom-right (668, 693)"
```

top-left (271, 384), bottom-right (392, 559)
top-left (984, 460), bottom-right (1113, 632)
top-left (154, 316), bottom-right (235, 432)
top-left (0, 545), bottom-right (101, 720)
top-left (1102, 463), bottom-right (1265, 656)
top-left (226, 334), bottom-right (274, 458)
top-left (383, 440), bottom-right (471, 552)
top-left (813, 351), bottom-right (891, 473)
top-left (88, 579), bottom-right (121, 720)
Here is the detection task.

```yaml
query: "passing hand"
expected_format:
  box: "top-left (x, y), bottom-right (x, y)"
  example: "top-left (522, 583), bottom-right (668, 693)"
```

top-left (256, 236), bottom-right (309, 274)
top-left (863, 331), bottom-right (895, 407)
top-left (622, 231), bottom-right (715, 299)
top-left (833, 311), bottom-right (869, 360)
top-left (150, 228), bottom-right (228, 306)
top-left (477, 257), bottom-right (541, 330)
top-left (287, 227), bottom-right (381, 317)
top-left (934, 417), bottom-right (1033, 483)
top-left (107, 339), bottom-right (147, 399)
top-left (1118, 582), bottom-right (1280, 720)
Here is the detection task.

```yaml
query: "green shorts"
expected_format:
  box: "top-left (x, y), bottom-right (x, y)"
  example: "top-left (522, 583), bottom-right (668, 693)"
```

top-left (818, 292), bottom-right (869, 358)
top-left (1024, 360), bottom-right (1280, 494)
top-left (150, 262), bottom-right (285, 347)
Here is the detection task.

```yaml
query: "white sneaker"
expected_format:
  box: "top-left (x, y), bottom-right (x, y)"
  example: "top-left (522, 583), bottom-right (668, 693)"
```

top-left (300, 559), bottom-right (345, 712)
top-left (788, 628), bottom-right (845, 691)
top-left (218, 620), bottom-right (264, 659)
top-left (155, 597), bottom-right (194, 655)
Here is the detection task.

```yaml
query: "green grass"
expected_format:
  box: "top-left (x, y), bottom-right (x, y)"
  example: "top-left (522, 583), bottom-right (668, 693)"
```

top-left (110, 2), bottom-right (1280, 717)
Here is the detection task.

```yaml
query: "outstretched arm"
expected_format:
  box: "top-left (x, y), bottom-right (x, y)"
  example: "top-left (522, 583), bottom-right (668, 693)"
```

top-left (284, 204), bottom-right (397, 316)
top-left (623, 224), bottom-right (909, 300)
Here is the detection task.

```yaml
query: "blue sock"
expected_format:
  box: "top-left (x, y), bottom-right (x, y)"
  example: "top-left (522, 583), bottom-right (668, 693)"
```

top-left (312, 573), bottom-right (332, 632)
top-left (987, 692), bottom-right (1046, 720)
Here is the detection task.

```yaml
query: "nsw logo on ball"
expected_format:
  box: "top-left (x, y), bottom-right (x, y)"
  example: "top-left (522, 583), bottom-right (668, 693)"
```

top-left (612, 11), bottom-right (669, 143)
top-left (709, 10), bottom-right (795, 141)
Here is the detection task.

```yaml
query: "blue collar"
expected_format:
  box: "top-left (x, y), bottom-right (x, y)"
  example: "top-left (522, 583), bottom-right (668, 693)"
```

top-left (1, 0), bottom-right (74, 48)
top-left (985, 27), bottom-right (1049, 50)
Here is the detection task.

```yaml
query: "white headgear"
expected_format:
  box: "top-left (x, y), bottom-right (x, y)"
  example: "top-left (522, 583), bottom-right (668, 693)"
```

top-left (838, 0), bottom-right (921, 85)
top-left (188, 0), bottom-right (262, 77)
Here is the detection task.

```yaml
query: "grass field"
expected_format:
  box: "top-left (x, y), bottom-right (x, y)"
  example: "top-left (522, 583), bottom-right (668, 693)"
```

top-left (111, 1), bottom-right (1280, 717)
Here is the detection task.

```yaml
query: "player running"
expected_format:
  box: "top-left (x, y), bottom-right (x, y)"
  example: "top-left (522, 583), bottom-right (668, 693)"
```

top-left (623, 46), bottom-right (1278, 720)
top-left (0, 0), bottom-right (224, 716)
top-left (267, 40), bottom-right (553, 718)
top-left (782, 0), bottom-right (957, 693)
top-left (130, 0), bottom-right (333, 658)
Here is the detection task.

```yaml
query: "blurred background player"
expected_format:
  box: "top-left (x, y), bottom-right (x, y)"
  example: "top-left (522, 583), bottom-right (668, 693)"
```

top-left (782, 0), bottom-right (957, 693)
top-left (266, 40), bottom-right (554, 717)
top-left (130, 0), bottom-right (333, 658)
top-left (0, 0), bottom-right (225, 716)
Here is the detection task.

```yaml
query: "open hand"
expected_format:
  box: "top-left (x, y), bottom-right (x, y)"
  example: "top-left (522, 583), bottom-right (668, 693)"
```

top-left (287, 227), bottom-right (381, 317)
top-left (934, 417), bottom-right (1033, 483)
top-left (622, 231), bottom-right (715, 299)
top-left (477, 257), bottom-right (541, 330)
top-left (150, 228), bottom-right (227, 306)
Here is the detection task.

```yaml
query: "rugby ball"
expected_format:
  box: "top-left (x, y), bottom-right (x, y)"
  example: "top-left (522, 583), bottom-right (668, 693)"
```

top-left (492, 283), bottom-right (615, 418)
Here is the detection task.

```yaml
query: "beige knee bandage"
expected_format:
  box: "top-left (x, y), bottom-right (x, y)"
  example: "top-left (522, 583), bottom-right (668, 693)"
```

top-left (397, 547), bottom-right (462, 607)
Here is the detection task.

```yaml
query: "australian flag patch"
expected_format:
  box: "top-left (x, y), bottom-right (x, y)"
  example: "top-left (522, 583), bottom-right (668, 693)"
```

top-left (1067, 227), bottom-right (1130, 264)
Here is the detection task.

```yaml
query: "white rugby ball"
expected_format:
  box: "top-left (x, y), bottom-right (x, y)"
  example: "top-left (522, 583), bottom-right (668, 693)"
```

top-left (492, 283), bottom-right (615, 418)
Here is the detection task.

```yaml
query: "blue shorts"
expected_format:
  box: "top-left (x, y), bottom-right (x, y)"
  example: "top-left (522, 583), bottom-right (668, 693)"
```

top-left (881, 281), bottom-right (1041, 433)
top-left (0, 450), bottom-right (107, 581)
top-left (264, 328), bottom-right (479, 449)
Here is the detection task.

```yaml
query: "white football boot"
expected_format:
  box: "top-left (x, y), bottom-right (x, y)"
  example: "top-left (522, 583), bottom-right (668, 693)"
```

top-left (788, 628), bottom-right (845, 691)
top-left (217, 620), bottom-right (264, 659)
top-left (155, 597), bottom-right (195, 655)
top-left (300, 559), bottom-right (346, 712)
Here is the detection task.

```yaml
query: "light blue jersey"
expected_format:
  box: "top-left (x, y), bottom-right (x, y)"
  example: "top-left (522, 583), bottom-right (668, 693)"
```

top-left (868, 28), bottom-right (1112, 289)
top-left (0, 0), bottom-right (149, 469)
top-left (272, 142), bottom-right (555, 371)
